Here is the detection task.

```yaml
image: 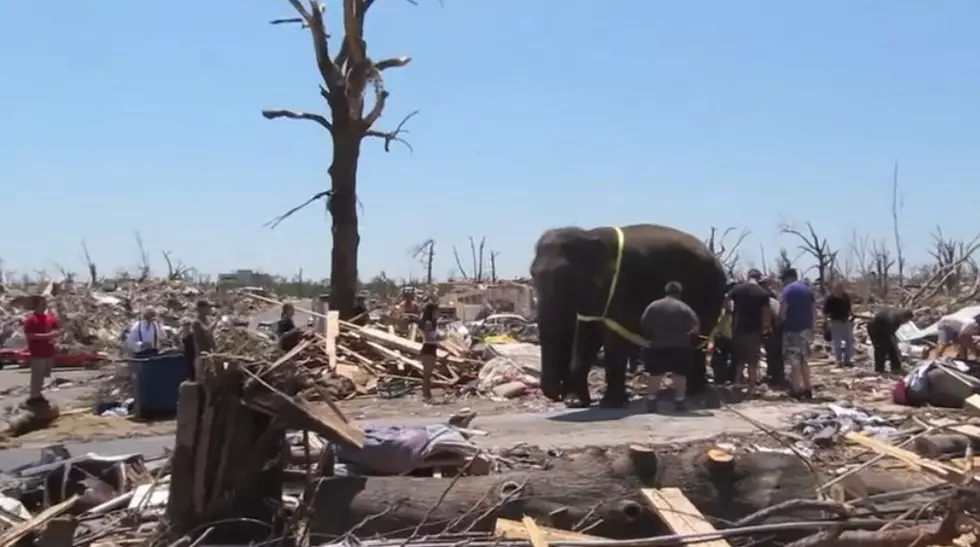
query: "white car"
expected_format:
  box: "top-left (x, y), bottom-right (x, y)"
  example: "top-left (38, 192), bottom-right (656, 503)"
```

top-left (470, 313), bottom-right (527, 330)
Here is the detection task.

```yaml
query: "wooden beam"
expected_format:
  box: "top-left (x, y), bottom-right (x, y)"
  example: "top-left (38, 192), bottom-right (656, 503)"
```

top-left (494, 518), bottom-right (603, 542)
top-left (844, 431), bottom-right (973, 484)
top-left (640, 487), bottom-right (730, 547)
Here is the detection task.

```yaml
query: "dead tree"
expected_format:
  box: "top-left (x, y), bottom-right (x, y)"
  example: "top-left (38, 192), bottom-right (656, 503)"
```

top-left (162, 251), bottom-right (190, 281)
top-left (470, 236), bottom-right (486, 282)
top-left (80, 240), bottom-right (98, 285)
top-left (870, 239), bottom-right (894, 298)
top-left (261, 0), bottom-right (417, 319)
top-left (452, 237), bottom-right (487, 282)
top-left (891, 161), bottom-right (906, 286)
top-left (704, 227), bottom-right (749, 277)
top-left (848, 231), bottom-right (873, 280)
top-left (775, 248), bottom-right (792, 275)
top-left (779, 223), bottom-right (838, 293)
top-left (490, 250), bottom-right (500, 282)
top-left (134, 232), bottom-right (151, 282)
top-left (410, 239), bottom-right (435, 285)
top-left (905, 232), bottom-right (980, 307)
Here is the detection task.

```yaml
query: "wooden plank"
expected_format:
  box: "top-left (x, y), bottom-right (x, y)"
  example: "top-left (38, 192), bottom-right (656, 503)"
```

top-left (844, 432), bottom-right (971, 484)
top-left (325, 310), bottom-right (339, 371)
top-left (964, 394), bottom-right (980, 414)
top-left (0, 496), bottom-right (78, 547)
top-left (522, 516), bottom-right (551, 547)
top-left (494, 518), bottom-right (602, 542)
top-left (928, 418), bottom-right (980, 440)
top-left (640, 488), bottom-right (730, 547)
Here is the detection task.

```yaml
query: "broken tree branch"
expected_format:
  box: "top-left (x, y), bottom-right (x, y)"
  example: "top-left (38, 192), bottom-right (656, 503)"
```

top-left (261, 109), bottom-right (333, 132)
top-left (364, 110), bottom-right (418, 153)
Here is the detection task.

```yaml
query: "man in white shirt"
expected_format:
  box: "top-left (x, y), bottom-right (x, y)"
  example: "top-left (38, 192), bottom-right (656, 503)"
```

top-left (936, 313), bottom-right (980, 359)
top-left (126, 306), bottom-right (166, 357)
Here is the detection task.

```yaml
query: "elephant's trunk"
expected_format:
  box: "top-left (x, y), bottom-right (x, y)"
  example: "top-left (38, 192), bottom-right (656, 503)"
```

top-left (538, 305), bottom-right (574, 401)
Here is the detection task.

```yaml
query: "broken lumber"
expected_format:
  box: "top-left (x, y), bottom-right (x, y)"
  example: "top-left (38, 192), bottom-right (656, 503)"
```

top-left (494, 518), bottom-right (602, 542)
top-left (640, 487), bottom-right (730, 547)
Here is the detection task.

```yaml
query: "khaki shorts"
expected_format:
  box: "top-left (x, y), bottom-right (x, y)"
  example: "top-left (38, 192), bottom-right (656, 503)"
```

top-left (783, 330), bottom-right (812, 368)
top-left (28, 357), bottom-right (54, 399)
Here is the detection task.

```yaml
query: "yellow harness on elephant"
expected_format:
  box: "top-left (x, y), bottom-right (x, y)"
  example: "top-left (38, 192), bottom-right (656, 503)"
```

top-left (575, 227), bottom-right (650, 348)
top-left (575, 226), bottom-right (709, 349)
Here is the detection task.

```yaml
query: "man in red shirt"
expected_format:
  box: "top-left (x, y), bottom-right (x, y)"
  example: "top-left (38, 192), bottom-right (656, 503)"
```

top-left (23, 295), bottom-right (59, 402)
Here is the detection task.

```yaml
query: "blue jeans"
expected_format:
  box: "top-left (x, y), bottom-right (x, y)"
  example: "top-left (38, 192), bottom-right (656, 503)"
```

top-left (829, 320), bottom-right (855, 363)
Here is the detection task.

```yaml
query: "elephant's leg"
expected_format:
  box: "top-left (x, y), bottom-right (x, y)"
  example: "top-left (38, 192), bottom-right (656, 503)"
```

top-left (599, 336), bottom-right (630, 408)
top-left (566, 321), bottom-right (603, 408)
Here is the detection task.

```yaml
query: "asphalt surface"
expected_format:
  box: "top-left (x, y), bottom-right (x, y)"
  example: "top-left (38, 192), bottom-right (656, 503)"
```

top-left (0, 402), bottom-right (809, 472)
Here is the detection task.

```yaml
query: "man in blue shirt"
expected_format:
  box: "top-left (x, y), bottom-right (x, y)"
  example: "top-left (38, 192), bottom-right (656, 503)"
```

top-left (779, 268), bottom-right (816, 400)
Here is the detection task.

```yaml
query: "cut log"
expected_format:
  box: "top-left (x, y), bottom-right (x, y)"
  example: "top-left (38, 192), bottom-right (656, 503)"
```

top-left (309, 445), bottom-right (817, 539)
top-left (912, 434), bottom-right (978, 459)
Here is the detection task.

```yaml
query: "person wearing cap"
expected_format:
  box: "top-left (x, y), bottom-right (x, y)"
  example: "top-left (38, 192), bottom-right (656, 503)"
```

top-left (22, 295), bottom-right (59, 403)
top-left (125, 306), bottom-right (166, 358)
top-left (779, 268), bottom-right (817, 400)
top-left (822, 282), bottom-right (855, 367)
top-left (725, 269), bottom-right (773, 396)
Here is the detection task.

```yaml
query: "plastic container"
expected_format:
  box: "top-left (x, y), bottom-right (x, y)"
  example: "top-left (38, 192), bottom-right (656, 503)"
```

top-left (132, 349), bottom-right (189, 419)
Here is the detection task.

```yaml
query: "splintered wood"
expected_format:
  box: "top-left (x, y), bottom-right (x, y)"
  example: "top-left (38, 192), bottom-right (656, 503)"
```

top-left (495, 518), bottom-right (602, 542)
top-left (640, 488), bottom-right (731, 547)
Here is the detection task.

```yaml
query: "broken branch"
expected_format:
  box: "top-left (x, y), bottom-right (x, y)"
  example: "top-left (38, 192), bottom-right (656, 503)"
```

top-left (364, 110), bottom-right (418, 153)
top-left (261, 109), bottom-right (333, 132)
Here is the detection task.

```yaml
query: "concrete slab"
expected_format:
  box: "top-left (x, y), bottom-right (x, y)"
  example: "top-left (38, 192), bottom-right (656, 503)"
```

top-left (0, 401), bottom-right (809, 472)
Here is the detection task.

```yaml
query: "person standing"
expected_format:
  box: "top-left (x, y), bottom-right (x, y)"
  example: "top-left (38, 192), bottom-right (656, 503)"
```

top-left (760, 277), bottom-right (786, 387)
top-left (727, 269), bottom-right (773, 396)
top-left (419, 302), bottom-right (440, 400)
top-left (640, 281), bottom-right (700, 413)
top-left (779, 269), bottom-right (816, 400)
top-left (276, 303), bottom-right (303, 352)
top-left (190, 300), bottom-right (216, 379)
top-left (125, 306), bottom-right (166, 358)
top-left (867, 308), bottom-right (914, 373)
top-left (23, 295), bottom-right (59, 403)
top-left (350, 294), bottom-right (370, 326)
top-left (709, 300), bottom-right (733, 385)
top-left (822, 282), bottom-right (855, 367)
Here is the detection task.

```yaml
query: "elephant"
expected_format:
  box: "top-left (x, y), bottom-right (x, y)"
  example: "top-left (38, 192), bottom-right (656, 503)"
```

top-left (530, 224), bottom-right (727, 408)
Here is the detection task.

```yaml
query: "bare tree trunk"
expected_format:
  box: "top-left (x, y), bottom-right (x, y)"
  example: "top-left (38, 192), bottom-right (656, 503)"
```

top-left (426, 242), bottom-right (434, 285)
top-left (328, 134), bottom-right (362, 318)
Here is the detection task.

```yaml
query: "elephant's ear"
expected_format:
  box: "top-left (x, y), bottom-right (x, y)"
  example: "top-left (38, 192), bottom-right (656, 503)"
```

top-left (562, 234), bottom-right (612, 289)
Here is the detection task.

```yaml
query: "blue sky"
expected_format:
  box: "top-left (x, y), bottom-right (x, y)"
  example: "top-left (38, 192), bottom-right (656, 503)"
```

top-left (2, 1), bottom-right (978, 281)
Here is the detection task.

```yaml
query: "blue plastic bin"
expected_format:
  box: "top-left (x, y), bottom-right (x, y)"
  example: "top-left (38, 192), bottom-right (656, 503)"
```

top-left (132, 349), bottom-right (190, 419)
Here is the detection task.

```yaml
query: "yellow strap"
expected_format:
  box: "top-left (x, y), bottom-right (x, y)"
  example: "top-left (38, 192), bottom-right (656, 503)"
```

top-left (576, 227), bottom-right (708, 350)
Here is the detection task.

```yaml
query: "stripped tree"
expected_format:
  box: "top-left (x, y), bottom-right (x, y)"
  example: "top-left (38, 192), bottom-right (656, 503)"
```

top-left (704, 226), bottom-right (749, 278)
top-left (779, 222), bottom-right (838, 293)
top-left (262, 0), bottom-right (417, 317)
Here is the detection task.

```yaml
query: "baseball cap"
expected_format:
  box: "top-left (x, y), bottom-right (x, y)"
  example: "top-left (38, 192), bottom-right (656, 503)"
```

top-left (747, 268), bottom-right (763, 280)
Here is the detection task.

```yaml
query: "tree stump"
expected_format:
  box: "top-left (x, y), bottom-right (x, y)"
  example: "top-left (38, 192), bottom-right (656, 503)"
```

top-left (165, 359), bottom-right (285, 544)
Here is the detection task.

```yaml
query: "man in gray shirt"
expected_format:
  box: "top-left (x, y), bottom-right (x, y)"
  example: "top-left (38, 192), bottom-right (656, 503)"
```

top-left (640, 281), bottom-right (700, 413)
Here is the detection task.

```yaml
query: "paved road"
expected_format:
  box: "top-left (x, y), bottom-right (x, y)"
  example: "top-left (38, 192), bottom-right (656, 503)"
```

top-left (0, 401), bottom-right (809, 472)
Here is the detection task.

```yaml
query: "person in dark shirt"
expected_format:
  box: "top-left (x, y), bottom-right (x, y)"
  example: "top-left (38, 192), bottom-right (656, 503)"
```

top-left (822, 282), bottom-right (855, 367)
top-left (277, 303), bottom-right (302, 352)
top-left (759, 278), bottom-right (786, 387)
top-left (350, 295), bottom-right (369, 326)
top-left (640, 281), bottom-right (700, 413)
top-left (868, 308), bottom-right (914, 373)
top-left (726, 269), bottom-right (772, 396)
